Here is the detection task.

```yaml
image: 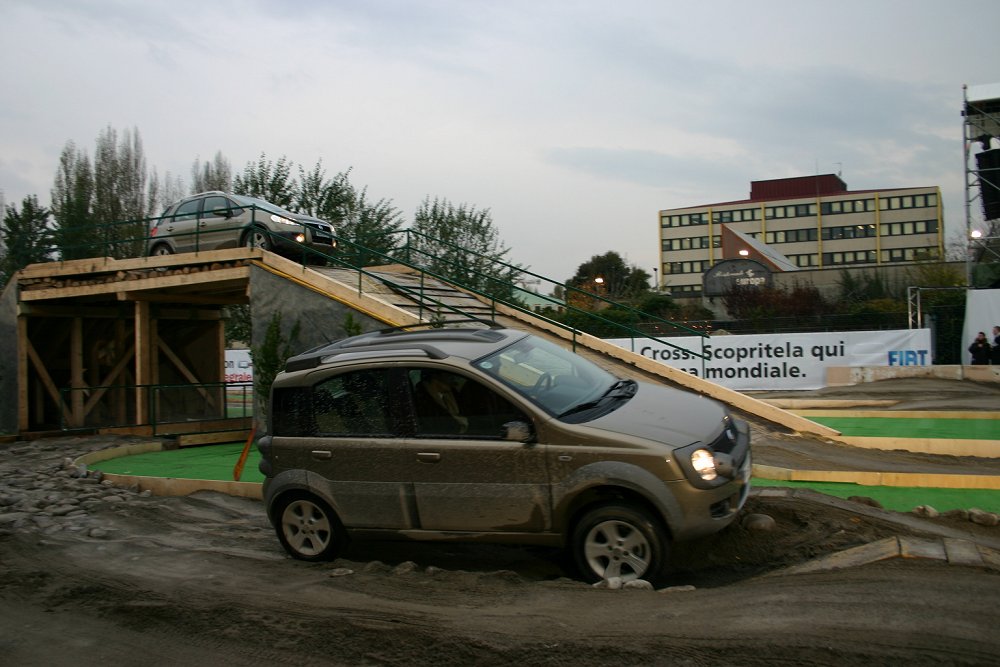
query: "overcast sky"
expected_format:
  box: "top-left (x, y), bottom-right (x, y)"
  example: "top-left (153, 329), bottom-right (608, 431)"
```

top-left (1, 0), bottom-right (998, 283)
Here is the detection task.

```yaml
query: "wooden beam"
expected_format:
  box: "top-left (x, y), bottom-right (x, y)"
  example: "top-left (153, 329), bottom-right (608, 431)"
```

top-left (19, 266), bottom-right (250, 302)
top-left (24, 338), bottom-right (73, 427)
top-left (70, 317), bottom-right (84, 426)
top-left (157, 338), bottom-right (216, 408)
top-left (17, 316), bottom-right (29, 431)
top-left (15, 247), bottom-right (260, 279)
top-left (117, 291), bottom-right (248, 305)
top-left (82, 343), bottom-right (136, 417)
top-left (134, 301), bottom-right (152, 424)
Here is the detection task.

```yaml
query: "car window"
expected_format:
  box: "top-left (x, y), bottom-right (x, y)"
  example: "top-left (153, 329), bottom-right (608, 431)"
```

top-left (173, 199), bottom-right (200, 222)
top-left (408, 368), bottom-right (527, 439)
top-left (313, 370), bottom-right (391, 436)
top-left (202, 195), bottom-right (240, 218)
top-left (271, 369), bottom-right (391, 437)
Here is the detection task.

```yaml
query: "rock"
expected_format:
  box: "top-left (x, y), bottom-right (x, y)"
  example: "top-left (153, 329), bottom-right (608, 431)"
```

top-left (87, 527), bottom-right (110, 539)
top-left (942, 509), bottom-right (970, 521)
top-left (593, 577), bottom-right (623, 590)
top-left (912, 505), bottom-right (939, 518)
top-left (363, 561), bottom-right (390, 573)
top-left (392, 561), bottom-right (419, 575)
top-left (969, 509), bottom-right (999, 527)
top-left (328, 568), bottom-right (354, 577)
top-left (848, 496), bottom-right (883, 509)
top-left (622, 579), bottom-right (654, 591)
top-left (658, 585), bottom-right (697, 594)
top-left (742, 513), bottom-right (777, 532)
top-left (425, 566), bottom-right (444, 575)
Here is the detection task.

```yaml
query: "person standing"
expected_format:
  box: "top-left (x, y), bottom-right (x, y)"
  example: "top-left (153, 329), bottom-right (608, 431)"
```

top-left (969, 331), bottom-right (992, 365)
top-left (992, 325), bottom-right (1000, 365)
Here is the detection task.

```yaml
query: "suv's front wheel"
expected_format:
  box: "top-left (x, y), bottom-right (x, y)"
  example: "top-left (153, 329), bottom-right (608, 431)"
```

top-left (272, 492), bottom-right (347, 561)
top-left (243, 226), bottom-right (272, 251)
top-left (570, 504), bottom-right (670, 585)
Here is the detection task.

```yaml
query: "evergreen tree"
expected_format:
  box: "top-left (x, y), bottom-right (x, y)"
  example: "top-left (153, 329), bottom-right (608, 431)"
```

top-left (50, 141), bottom-right (94, 260)
top-left (1, 195), bottom-right (52, 287)
top-left (232, 153), bottom-right (295, 208)
top-left (338, 188), bottom-right (403, 267)
top-left (411, 197), bottom-right (522, 298)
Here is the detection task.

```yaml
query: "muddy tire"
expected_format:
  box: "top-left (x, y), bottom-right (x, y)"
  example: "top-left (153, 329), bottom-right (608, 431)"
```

top-left (273, 492), bottom-right (347, 562)
top-left (570, 504), bottom-right (670, 585)
top-left (243, 226), bottom-right (272, 251)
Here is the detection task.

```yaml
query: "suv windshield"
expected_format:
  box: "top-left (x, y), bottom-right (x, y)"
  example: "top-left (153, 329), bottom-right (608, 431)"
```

top-left (473, 335), bottom-right (616, 416)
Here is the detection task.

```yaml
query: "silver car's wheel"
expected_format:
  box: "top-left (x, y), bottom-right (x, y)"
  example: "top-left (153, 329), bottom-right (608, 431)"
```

top-left (273, 494), bottom-right (345, 561)
top-left (150, 243), bottom-right (174, 256)
top-left (244, 227), bottom-right (272, 251)
top-left (571, 504), bottom-right (669, 584)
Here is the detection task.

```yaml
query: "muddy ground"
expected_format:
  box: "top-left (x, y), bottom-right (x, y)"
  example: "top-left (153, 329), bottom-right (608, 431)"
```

top-left (1, 377), bottom-right (999, 666)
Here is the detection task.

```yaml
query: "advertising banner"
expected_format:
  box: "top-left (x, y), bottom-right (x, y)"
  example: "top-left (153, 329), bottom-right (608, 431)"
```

top-left (608, 329), bottom-right (931, 390)
top-left (225, 349), bottom-right (253, 384)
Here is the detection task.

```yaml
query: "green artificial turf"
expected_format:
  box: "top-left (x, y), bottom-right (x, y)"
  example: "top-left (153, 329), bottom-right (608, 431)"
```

top-left (92, 443), bottom-right (264, 484)
top-left (806, 416), bottom-right (1000, 440)
top-left (755, 478), bottom-right (1000, 513)
top-left (90, 442), bottom-right (1000, 514)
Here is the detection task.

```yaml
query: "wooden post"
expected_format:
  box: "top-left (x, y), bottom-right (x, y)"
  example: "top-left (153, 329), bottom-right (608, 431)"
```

top-left (70, 317), bottom-right (84, 427)
top-left (135, 301), bottom-right (152, 425)
top-left (17, 316), bottom-right (29, 432)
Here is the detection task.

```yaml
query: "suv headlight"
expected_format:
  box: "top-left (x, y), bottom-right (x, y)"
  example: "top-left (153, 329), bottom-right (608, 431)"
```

top-left (270, 214), bottom-right (297, 226)
top-left (690, 448), bottom-right (718, 481)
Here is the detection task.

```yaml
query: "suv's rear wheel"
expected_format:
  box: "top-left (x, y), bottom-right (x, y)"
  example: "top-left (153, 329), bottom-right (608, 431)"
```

top-left (273, 492), bottom-right (346, 561)
top-left (149, 243), bottom-right (174, 256)
top-left (243, 226), bottom-right (272, 251)
top-left (570, 504), bottom-right (669, 585)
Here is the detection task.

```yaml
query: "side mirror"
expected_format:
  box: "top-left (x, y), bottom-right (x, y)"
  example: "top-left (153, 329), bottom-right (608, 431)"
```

top-left (212, 207), bottom-right (233, 219)
top-left (502, 420), bottom-right (534, 444)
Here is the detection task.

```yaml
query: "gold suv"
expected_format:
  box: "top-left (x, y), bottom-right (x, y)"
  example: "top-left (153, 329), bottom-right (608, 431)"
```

top-left (258, 325), bottom-right (751, 584)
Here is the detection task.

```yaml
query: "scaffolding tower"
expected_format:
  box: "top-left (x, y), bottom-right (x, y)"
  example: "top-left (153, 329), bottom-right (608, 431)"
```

top-left (963, 83), bottom-right (1000, 287)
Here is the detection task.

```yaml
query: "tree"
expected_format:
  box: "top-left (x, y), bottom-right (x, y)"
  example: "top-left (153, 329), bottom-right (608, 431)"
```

top-left (50, 141), bottom-right (94, 260)
top-left (90, 126), bottom-right (150, 258)
top-left (191, 151), bottom-right (232, 193)
top-left (232, 154), bottom-right (295, 208)
top-left (296, 161), bottom-right (355, 223)
top-left (411, 197), bottom-right (522, 298)
top-left (338, 188), bottom-right (403, 266)
top-left (566, 251), bottom-right (650, 303)
top-left (1, 195), bottom-right (52, 287)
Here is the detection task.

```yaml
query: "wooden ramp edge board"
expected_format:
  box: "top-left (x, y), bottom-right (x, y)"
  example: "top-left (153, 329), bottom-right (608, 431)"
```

top-left (760, 399), bottom-right (900, 409)
top-left (488, 300), bottom-right (841, 439)
top-left (256, 254), bottom-right (420, 328)
top-left (792, 409), bottom-right (1000, 420)
top-left (754, 463), bottom-right (1000, 489)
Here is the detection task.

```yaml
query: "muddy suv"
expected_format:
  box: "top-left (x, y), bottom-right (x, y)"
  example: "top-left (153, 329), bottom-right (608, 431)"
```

top-left (258, 325), bottom-right (751, 583)
top-left (147, 191), bottom-right (336, 257)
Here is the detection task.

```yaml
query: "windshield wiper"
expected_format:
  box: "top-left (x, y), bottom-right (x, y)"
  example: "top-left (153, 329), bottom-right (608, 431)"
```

top-left (557, 379), bottom-right (636, 418)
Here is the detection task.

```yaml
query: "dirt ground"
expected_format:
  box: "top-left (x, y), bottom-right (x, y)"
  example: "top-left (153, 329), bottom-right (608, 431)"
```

top-left (1, 377), bottom-right (999, 666)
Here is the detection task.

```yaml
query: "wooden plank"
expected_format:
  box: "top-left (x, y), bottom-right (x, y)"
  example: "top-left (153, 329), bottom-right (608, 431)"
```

top-left (19, 266), bottom-right (250, 301)
top-left (14, 248), bottom-right (260, 279)
top-left (176, 430), bottom-right (252, 447)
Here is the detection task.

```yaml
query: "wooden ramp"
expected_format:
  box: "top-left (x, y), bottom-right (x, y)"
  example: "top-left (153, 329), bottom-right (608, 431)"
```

top-left (6, 249), bottom-right (837, 439)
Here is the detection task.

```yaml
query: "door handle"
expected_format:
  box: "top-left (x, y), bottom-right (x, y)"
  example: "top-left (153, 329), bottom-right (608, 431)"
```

top-left (417, 452), bottom-right (441, 463)
top-left (311, 450), bottom-right (332, 460)
top-left (558, 454), bottom-right (572, 462)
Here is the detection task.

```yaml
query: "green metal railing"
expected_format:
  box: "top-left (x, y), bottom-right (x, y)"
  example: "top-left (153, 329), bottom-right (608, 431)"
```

top-left (58, 382), bottom-right (253, 435)
top-left (44, 209), bottom-right (710, 392)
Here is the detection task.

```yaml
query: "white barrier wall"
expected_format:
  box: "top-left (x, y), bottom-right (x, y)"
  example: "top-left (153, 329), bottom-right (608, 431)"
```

top-left (608, 329), bottom-right (932, 390)
top-left (225, 349), bottom-right (253, 383)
